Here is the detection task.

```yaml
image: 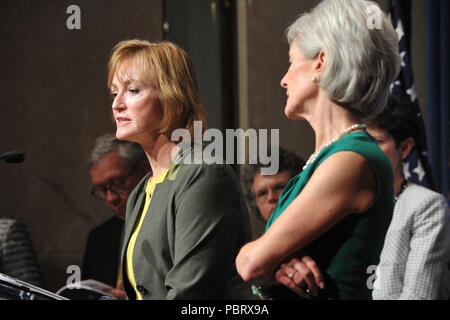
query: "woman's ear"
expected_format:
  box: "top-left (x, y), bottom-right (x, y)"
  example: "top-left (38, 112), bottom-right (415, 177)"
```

top-left (399, 137), bottom-right (415, 161)
top-left (314, 50), bottom-right (327, 75)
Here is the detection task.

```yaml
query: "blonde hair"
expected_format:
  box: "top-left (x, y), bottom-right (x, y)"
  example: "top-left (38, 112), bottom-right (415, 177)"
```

top-left (108, 40), bottom-right (207, 137)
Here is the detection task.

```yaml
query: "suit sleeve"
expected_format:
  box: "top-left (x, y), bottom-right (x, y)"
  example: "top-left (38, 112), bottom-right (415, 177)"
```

top-left (164, 164), bottom-right (245, 299)
top-left (399, 194), bottom-right (449, 299)
top-left (82, 231), bottom-right (95, 280)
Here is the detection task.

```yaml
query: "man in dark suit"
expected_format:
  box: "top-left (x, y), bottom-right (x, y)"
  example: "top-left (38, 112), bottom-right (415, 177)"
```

top-left (83, 134), bottom-right (150, 299)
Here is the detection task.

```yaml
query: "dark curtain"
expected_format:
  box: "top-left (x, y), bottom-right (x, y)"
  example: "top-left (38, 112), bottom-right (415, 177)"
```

top-left (426, 0), bottom-right (449, 200)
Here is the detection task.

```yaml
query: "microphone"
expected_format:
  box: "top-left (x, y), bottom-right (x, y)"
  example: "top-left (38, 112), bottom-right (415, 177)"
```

top-left (1, 151), bottom-right (25, 163)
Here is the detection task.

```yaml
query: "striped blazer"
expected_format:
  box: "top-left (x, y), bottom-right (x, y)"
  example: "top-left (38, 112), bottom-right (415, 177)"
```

top-left (0, 218), bottom-right (43, 287)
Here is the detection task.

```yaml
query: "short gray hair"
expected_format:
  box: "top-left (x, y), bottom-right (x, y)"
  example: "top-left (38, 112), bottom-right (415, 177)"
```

top-left (287, 0), bottom-right (401, 122)
top-left (88, 133), bottom-right (147, 169)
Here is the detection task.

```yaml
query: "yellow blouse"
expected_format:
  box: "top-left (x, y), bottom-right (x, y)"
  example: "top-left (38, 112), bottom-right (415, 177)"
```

top-left (125, 169), bottom-right (169, 300)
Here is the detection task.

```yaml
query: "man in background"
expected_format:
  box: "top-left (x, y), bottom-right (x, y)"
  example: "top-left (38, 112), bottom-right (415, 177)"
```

top-left (83, 133), bottom-right (150, 299)
top-left (242, 147), bottom-right (305, 224)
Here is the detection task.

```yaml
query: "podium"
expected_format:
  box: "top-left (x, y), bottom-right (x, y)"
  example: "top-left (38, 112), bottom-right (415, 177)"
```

top-left (0, 273), bottom-right (68, 300)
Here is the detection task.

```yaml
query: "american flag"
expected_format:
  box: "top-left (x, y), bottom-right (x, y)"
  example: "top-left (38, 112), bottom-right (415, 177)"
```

top-left (388, 0), bottom-right (435, 189)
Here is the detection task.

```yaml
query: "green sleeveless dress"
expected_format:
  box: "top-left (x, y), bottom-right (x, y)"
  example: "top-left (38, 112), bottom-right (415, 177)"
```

top-left (266, 131), bottom-right (394, 300)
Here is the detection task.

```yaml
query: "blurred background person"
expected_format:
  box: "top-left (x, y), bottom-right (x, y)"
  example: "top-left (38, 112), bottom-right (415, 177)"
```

top-left (108, 39), bottom-right (251, 299)
top-left (242, 147), bottom-right (305, 224)
top-left (236, 0), bottom-right (400, 300)
top-left (83, 133), bottom-right (150, 299)
top-left (368, 94), bottom-right (450, 300)
top-left (0, 218), bottom-right (43, 287)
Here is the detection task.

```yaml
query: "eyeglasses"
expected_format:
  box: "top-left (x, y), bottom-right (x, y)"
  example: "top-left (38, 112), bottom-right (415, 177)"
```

top-left (255, 184), bottom-right (286, 204)
top-left (91, 165), bottom-right (137, 200)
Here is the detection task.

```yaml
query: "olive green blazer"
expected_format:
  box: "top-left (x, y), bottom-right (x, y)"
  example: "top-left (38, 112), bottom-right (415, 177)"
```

top-left (120, 147), bottom-right (252, 299)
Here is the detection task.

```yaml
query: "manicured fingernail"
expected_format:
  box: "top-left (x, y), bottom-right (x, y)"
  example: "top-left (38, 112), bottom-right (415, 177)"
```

top-left (319, 282), bottom-right (325, 289)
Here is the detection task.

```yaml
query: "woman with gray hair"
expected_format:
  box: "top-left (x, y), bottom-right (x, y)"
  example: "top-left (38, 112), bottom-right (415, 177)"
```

top-left (236, 0), bottom-right (401, 300)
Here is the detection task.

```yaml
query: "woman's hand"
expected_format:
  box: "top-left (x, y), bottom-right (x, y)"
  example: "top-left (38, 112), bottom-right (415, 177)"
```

top-left (105, 287), bottom-right (126, 300)
top-left (105, 279), bottom-right (126, 300)
top-left (275, 256), bottom-right (325, 299)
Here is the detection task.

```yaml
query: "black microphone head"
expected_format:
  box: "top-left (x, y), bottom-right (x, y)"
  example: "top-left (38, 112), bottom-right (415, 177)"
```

top-left (1, 151), bottom-right (25, 163)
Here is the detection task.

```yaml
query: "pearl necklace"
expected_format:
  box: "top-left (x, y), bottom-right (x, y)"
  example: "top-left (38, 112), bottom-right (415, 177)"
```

top-left (302, 123), bottom-right (367, 171)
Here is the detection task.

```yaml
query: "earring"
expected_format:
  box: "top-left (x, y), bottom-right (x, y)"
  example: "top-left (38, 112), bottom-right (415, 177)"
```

top-left (311, 75), bottom-right (318, 83)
